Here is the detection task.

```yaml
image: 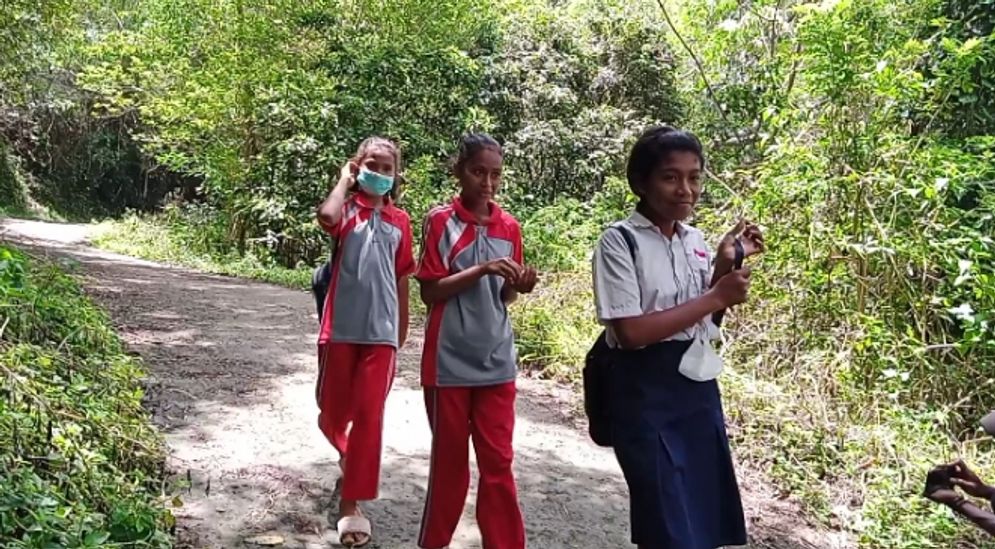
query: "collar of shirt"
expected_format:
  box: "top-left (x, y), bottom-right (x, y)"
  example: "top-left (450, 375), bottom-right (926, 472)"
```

top-left (452, 196), bottom-right (504, 225)
top-left (351, 192), bottom-right (398, 220)
top-left (626, 210), bottom-right (692, 239)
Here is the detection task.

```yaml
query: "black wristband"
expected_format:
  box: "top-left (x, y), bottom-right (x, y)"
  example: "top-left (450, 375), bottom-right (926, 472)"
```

top-left (713, 238), bottom-right (745, 328)
top-left (733, 237), bottom-right (745, 270)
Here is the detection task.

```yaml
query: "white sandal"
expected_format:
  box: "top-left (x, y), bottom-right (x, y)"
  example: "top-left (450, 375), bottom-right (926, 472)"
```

top-left (336, 514), bottom-right (372, 548)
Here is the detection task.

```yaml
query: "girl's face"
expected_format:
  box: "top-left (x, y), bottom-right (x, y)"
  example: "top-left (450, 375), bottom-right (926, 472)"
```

top-left (637, 150), bottom-right (702, 223)
top-left (359, 146), bottom-right (397, 177)
top-left (457, 146), bottom-right (503, 205)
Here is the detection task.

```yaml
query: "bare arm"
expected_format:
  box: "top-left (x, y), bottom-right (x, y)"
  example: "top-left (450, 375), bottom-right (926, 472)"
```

top-left (611, 292), bottom-right (724, 349)
top-left (317, 163), bottom-right (356, 233)
top-left (398, 275), bottom-right (410, 347)
top-left (420, 265), bottom-right (488, 304)
top-left (712, 221), bottom-right (764, 287)
top-left (710, 251), bottom-right (737, 288)
top-left (951, 500), bottom-right (995, 536)
top-left (419, 258), bottom-right (521, 305)
top-left (611, 268), bottom-right (751, 350)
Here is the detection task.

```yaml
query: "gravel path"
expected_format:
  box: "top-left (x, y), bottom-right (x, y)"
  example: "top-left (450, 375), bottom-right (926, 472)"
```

top-left (1, 218), bottom-right (847, 549)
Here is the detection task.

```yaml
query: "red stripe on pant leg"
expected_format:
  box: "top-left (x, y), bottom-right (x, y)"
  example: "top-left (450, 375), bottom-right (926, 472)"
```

top-left (418, 388), bottom-right (439, 547)
top-left (340, 344), bottom-right (396, 501)
top-left (419, 387), bottom-right (472, 549)
top-left (420, 304), bottom-right (445, 386)
top-left (317, 342), bottom-right (359, 455)
top-left (471, 382), bottom-right (525, 549)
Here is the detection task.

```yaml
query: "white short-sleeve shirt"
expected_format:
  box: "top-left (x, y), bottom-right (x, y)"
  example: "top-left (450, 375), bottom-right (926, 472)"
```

top-left (592, 211), bottom-right (719, 347)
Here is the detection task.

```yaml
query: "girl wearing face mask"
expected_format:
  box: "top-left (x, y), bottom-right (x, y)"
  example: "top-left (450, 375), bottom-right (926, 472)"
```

top-left (415, 133), bottom-right (537, 549)
top-left (315, 137), bottom-right (415, 548)
top-left (592, 126), bottom-right (764, 549)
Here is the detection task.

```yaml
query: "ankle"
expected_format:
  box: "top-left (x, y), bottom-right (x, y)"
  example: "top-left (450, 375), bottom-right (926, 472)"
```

top-left (340, 499), bottom-right (358, 516)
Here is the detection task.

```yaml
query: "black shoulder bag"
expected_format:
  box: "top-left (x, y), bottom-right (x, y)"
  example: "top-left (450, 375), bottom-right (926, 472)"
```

top-left (583, 225), bottom-right (637, 448)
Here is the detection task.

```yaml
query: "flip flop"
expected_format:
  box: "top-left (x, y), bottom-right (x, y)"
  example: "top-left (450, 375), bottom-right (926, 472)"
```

top-left (337, 514), bottom-right (372, 548)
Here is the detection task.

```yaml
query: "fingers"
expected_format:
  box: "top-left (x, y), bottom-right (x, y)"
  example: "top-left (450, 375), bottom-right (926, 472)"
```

top-left (519, 267), bottom-right (538, 288)
top-left (951, 460), bottom-right (967, 476)
top-left (339, 161), bottom-right (359, 185)
top-left (745, 225), bottom-right (763, 244)
top-left (492, 258), bottom-right (523, 280)
top-left (498, 264), bottom-right (521, 280)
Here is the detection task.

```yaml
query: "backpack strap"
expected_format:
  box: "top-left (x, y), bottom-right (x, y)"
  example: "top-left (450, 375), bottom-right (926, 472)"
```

top-left (328, 237), bottom-right (339, 265)
top-left (609, 222), bottom-right (641, 313)
top-left (610, 223), bottom-right (637, 263)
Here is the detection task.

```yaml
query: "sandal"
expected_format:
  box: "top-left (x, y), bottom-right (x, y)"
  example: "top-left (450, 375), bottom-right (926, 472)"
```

top-left (337, 512), bottom-right (372, 548)
top-left (335, 455), bottom-right (371, 548)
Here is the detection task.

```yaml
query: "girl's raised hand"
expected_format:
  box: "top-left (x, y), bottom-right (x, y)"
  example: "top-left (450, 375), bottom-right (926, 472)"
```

top-left (719, 219), bottom-right (765, 260)
top-left (338, 161), bottom-right (359, 187)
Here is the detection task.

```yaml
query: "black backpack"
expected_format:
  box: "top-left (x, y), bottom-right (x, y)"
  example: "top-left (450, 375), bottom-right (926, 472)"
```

top-left (311, 238), bottom-right (340, 322)
top-left (583, 224), bottom-right (637, 448)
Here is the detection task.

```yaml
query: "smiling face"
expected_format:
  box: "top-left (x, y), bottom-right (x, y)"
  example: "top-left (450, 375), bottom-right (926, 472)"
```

top-left (635, 150), bottom-right (702, 223)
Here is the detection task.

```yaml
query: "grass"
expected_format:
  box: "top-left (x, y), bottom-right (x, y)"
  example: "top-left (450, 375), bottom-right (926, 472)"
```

top-left (0, 244), bottom-right (172, 548)
top-left (91, 214), bottom-right (313, 289)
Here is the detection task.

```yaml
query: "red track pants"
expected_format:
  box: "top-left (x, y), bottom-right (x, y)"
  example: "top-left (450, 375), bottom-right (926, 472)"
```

top-left (418, 382), bottom-right (525, 549)
top-left (316, 342), bottom-right (396, 501)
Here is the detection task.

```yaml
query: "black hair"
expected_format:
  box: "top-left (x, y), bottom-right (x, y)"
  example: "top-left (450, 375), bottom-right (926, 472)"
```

top-left (625, 126), bottom-right (706, 193)
top-left (453, 133), bottom-right (502, 173)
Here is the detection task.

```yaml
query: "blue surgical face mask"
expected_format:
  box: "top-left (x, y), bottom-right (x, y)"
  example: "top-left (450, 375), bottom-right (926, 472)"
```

top-left (357, 168), bottom-right (395, 197)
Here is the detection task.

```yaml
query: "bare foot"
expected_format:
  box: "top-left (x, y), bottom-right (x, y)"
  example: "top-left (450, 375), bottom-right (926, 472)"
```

top-left (338, 500), bottom-right (370, 547)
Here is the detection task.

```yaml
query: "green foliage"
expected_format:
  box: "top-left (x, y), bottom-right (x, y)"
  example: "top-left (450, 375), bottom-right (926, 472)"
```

top-left (673, 0), bottom-right (995, 545)
top-left (0, 143), bottom-right (28, 215)
top-left (65, 0), bottom-right (683, 266)
top-left (485, 2), bottom-right (682, 204)
top-left (91, 206), bottom-right (313, 290)
top-left (0, 245), bottom-right (171, 547)
top-left (5, 0), bottom-right (995, 546)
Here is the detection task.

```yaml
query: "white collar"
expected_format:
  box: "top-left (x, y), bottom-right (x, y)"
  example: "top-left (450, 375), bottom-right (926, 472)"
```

top-left (627, 210), bottom-right (690, 238)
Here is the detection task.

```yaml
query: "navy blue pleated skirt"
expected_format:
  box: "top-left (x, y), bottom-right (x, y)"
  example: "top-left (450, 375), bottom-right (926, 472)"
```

top-left (609, 340), bottom-right (747, 549)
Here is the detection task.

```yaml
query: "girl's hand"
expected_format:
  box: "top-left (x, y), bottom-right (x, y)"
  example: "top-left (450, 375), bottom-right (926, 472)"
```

top-left (709, 267), bottom-right (751, 308)
top-left (719, 219), bottom-right (765, 261)
top-left (483, 258), bottom-right (523, 280)
top-left (337, 161), bottom-right (359, 188)
top-left (951, 460), bottom-right (995, 499)
top-left (925, 486), bottom-right (964, 507)
top-left (511, 266), bottom-right (538, 293)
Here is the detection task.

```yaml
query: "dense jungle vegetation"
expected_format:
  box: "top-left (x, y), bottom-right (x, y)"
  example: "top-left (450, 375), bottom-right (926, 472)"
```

top-left (2, 0), bottom-right (994, 546)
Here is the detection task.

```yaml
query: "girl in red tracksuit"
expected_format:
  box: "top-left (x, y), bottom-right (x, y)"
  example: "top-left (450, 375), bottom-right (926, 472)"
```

top-left (415, 133), bottom-right (538, 549)
top-left (315, 137), bottom-right (415, 548)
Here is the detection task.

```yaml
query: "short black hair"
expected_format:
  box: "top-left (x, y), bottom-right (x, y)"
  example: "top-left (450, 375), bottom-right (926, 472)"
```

top-left (626, 126), bottom-right (706, 192)
top-left (454, 133), bottom-right (502, 173)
